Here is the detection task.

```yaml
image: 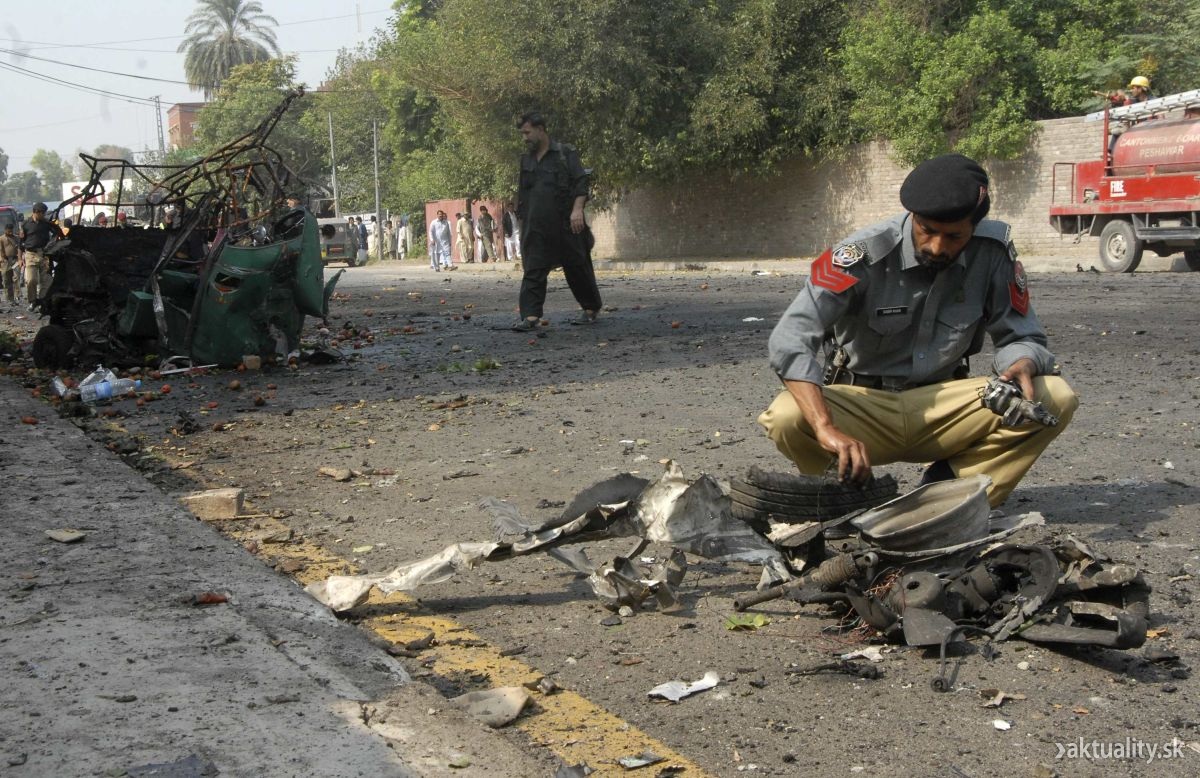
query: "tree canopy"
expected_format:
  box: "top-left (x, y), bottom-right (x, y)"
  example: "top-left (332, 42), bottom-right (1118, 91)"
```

top-left (192, 56), bottom-right (323, 183)
top-left (175, 0), bottom-right (1200, 218)
top-left (30, 150), bottom-right (73, 196)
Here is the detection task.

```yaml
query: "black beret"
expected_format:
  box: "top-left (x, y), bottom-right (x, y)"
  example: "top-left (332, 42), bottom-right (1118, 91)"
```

top-left (900, 153), bottom-right (990, 223)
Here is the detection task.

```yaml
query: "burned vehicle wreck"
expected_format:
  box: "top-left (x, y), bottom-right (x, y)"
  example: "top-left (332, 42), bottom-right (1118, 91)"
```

top-left (32, 91), bottom-right (338, 370)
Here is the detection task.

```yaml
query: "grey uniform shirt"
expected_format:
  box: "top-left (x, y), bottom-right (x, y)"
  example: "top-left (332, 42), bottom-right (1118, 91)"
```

top-left (769, 214), bottom-right (1056, 386)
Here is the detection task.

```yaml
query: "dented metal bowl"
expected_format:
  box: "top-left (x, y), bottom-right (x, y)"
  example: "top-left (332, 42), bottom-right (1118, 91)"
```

top-left (851, 475), bottom-right (992, 551)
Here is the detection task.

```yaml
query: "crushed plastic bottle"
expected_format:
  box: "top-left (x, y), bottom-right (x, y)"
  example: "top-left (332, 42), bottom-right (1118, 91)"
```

top-left (79, 378), bottom-right (141, 405)
top-left (79, 365), bottom-right (117, 388)
top-left (50, 377), bottom-right (79, 401)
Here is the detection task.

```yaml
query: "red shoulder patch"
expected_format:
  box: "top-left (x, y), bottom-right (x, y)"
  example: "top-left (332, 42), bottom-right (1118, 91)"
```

top-left (1009, 260), bottom-right (1029, 315)
top-left (810, 248), bottom-right (859, 294)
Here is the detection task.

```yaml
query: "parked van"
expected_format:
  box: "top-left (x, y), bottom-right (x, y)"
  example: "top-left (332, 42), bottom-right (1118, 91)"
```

top-left (317, 217), bottom-right (357, 267)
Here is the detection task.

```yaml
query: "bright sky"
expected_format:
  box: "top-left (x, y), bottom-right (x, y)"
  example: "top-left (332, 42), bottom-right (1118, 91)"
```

top-left (1, 1), bottom-right (395, 176)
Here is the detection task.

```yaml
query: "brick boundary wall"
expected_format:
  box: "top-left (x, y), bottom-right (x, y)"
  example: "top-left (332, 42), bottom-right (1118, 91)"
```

top-left (589, 117), bottom-right (1103, 263)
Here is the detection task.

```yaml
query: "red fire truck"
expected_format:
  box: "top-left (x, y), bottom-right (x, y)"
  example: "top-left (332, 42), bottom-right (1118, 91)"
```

top-left (1049, 89), bottom-right (1200, 272)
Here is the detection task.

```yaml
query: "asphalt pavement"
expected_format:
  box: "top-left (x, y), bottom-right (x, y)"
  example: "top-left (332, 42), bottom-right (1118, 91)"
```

top-left (1, 251), bottom-right (1194, 777)
top-left (0, 378), bottom-right (548, 777)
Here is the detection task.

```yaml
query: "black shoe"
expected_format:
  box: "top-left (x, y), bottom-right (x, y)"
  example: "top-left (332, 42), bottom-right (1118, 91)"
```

top-left (919, 460), bottom-right (956, 486)
top-left (512, 318), bottom-right (537, 332)
top-left (569, 310), bottom-right (598, 325)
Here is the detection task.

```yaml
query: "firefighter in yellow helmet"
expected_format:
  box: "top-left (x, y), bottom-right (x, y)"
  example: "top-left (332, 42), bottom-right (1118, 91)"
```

top-left (1127, 76), bottom-right (1152, 104)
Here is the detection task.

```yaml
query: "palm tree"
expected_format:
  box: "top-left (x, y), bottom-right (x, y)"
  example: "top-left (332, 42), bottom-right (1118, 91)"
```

top-left (178, 0), bottom-right (281, 99)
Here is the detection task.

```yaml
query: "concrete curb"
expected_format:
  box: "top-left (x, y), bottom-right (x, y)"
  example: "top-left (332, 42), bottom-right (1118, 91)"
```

top-left (0, 381), bottom-right (548, 777)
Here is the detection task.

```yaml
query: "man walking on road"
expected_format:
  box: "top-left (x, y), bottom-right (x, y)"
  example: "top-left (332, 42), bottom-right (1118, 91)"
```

top-left (512, 111), bottom-right (602, 331)
top-left (19, 202), bottom-right (64, 311)
top-left (429, 210), bottom-right (454, 272)
top-left (758, 154), bottom-right (1078, 507)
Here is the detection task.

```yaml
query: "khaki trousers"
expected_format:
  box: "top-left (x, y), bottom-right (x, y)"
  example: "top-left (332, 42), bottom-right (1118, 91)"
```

top-left (24, 251), bottom-right (50, 303)
top-left (2, 263), bottom-right (17, 301)
top-left (456, 237), bottom-right (473, 263)
top-left (758, 376), bottom-right (1078, 507)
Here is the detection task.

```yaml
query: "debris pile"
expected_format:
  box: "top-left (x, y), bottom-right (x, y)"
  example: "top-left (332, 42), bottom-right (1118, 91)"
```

top-left (306, 462), bottom-right (784, 611)
top-left (307, 463), bottom-right (1152, 664)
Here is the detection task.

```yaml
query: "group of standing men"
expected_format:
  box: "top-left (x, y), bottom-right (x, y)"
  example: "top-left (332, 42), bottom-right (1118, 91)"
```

top-left (2, 202), bottom-right (64, 310)
top-left (346, 214), bottom-right (410, 263)
top-left (427, 205), bottom-right (523, 272)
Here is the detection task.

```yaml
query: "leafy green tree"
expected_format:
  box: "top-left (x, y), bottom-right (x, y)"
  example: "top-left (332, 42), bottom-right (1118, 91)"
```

top-left (301, 41), bottom-right (397, 214)
top-left (193, 57), bottom-right (323, 182)
top-left (837, 0), bottom-right (1132, 164)
top-left (178, 0), bottom-right (280, 99)
top-left (1, 171), bottom-right (44, 204)
top-left (0, 147), bottom-right (8, 184)
top-left (388, 0), bottom-right (854, 201)
top-left (1120, 0), bottom-right (1200, 95)
top-left (291, 0), bottom-right (1193, 211)
top-left (30, 150), bottom-right (74, 199)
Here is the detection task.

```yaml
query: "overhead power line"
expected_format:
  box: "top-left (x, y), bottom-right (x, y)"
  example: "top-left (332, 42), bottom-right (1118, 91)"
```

top-left (0, 56), bottom-right (401, 106)
top-left (0, 7), bottom-right (394, 52)
top-left (0, 60), bottom-right (159, 106)
top-left (0, 47), bottom-right (204, 88)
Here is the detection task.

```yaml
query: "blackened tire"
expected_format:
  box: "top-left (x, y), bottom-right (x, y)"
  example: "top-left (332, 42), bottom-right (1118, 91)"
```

top-left (728, 467), bottom-right (898, 532)
top-left (32, 324), bottom-right (76, 369)
top-left (1098, 220), bottom-right (1142, 273)
top-left (1184, 250), bottom-right (1200, 272)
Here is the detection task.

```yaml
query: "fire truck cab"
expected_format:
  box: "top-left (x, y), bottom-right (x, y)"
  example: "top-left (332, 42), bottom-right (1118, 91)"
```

top-left (1049, 89), bottom-right (1200, 272)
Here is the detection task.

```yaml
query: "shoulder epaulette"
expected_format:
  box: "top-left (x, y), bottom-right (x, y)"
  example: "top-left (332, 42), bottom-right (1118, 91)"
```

top-left (973, 219), bottom-right (1017, 260)
top-left (838, 217), bottom-right (903, 267)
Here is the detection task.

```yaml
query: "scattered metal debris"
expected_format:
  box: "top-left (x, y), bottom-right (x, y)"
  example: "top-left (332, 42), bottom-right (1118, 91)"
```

top-left (616, 751), bottom-right (664, 769)
top-left (786, 660), bottom-right (881, 680)
top-left (980, 376), bottom-right (1060, 426)
top-left (647, 671), bottom-right (719, 703)
top-left (305, 461), bottom-right (1152, 689)
top-left (733, 550), bottom-right (878, 611)
top-left (306, 462), bottom-right (784, 612)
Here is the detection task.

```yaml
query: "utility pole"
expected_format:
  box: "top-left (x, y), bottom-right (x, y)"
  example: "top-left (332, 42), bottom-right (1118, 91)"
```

top-left (152, 96), bottom-right (166, 159)
top-left (373, 118), bottom-right (382, 263)
top-left (327, 112), bottom-right (341, 217)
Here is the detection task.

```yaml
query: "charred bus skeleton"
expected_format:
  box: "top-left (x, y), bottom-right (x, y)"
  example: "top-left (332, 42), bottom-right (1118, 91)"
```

top-left (32, 91), bottom-right (340, 370)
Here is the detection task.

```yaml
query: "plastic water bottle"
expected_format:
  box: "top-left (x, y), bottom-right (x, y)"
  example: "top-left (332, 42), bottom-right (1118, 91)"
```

top-left (79, 378), bottom-right (141, 404)
top-left (79, 365), bottom-right (117, 388)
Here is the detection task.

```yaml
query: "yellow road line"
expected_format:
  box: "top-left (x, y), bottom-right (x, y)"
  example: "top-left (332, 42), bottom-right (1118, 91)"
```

top-left (212, 512), bottom-right (712, 776)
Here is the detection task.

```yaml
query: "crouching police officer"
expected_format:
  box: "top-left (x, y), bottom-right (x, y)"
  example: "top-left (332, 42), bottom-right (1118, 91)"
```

top-left (758, 154), bottom-right (1078, 507)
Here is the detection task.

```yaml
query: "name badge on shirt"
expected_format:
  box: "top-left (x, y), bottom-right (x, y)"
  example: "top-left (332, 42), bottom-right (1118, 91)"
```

top-left (876, 305), bottom-right (908, 317)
